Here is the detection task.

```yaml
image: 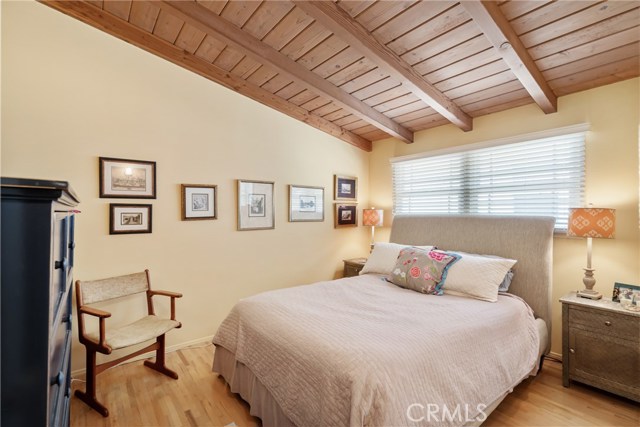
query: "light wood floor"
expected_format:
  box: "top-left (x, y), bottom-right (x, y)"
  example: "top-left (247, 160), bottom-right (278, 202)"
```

top-left (71, 344), bottom-right (639, 427)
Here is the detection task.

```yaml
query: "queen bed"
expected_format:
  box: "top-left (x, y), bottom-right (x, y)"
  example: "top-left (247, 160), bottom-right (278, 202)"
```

top-left (212, 215), bottom-right (555, 426)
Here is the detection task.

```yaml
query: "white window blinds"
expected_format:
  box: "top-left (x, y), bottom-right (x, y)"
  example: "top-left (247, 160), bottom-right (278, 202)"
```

top-left (391, 129), bottom-right (586, 231)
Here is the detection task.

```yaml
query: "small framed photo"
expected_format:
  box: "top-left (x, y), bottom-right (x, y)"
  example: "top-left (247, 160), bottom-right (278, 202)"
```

top-left (289, 185), bottom-right (324, 222)
top-left (181, 184), bottom-right (217, 220)
top-left (612, 282), bottom-right (640, 304)
top-left (100, 157), bottom-right (156, 198)
top-left (237, 180), bottom-right (275, 230)
top-left (109, 204), bottom-right (152, 234)
top-left (334, 174), bottom-right (357, 201)
top-left (335, 203), bottom-right (357, 228)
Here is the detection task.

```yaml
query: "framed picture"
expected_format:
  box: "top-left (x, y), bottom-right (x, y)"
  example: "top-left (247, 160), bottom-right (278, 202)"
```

top-left (289, 185), bottom-right (324, 222)
top-left (237, 180), bottom-right (275, 230)
top-left (100, 157), bottom-right (156, 198)
top-left (181, 184), bottom-right (217, 220)
top-left (612, 282), bottom-right (640, 304)
top-left (109, 204), bottom-right (152, 234)
top-left (335, 203), bottom-right (357, 228)
top-left (334, 174), bottom-right (357, 201)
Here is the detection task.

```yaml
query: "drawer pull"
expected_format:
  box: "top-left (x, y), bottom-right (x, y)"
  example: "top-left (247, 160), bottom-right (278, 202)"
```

top-left (604, 321), bottom-right (612, 326)
top-left (51, 371), bottom-right (65, 387)
top-left (569, 348), bottom-right (575, 354)
top-left (54, 258), bottom-right (68, 270)
top-left (69, 242), bottom-right (75, 250)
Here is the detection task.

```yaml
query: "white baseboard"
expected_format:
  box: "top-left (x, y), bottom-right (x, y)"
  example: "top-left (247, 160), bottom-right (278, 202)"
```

top-left (71, 335), bottom-right (214, 379)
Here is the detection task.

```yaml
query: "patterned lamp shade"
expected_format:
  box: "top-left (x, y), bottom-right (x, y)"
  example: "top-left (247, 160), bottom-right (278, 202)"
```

top-left (567, 208), bottom-right (616, 238)
top-left (363, 208), bottom-right (384, 227)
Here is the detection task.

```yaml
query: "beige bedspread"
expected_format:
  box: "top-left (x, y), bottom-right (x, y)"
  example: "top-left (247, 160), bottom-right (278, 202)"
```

top-left (213, 274), bottom-right (539, 427)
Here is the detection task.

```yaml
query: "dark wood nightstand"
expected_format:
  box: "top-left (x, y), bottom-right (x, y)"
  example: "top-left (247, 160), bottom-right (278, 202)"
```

top-left (343, 258), bottom-right (367, 277)
top-left (560, 292), bottom-right (640, 402)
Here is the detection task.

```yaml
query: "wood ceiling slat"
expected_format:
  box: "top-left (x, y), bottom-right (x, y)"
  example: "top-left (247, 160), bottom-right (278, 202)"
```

top-left (230, 56), bottom-right (262, 78)
top-left (339, 67), bottom-right (388, 94)
top-left (433, 60), bottom-right (509, 92)
top-left (103, 0), bottom-right (131, 21)
top-left (86, 0), bottom-right (103, 8)
top-left (300, 97), bottom-right (333, 112)
top-left (246, 65), bottom-right (278, 86)
top-left (175, 24), bottom-right (207, 55)
top-left (394, 107), bottom-right (434, 124)
top-left (509, 1), bottom-right (600, 36)
top-left (386, 4), bottom-right (469, 56)
top-left (367, 87), bottom-right (414, 109)
top-left (374, 92), bottom-right (420, 113)
top-left (263, 7), bottom-right (316, 51)
top-left (403, 115), bottom-right (450, 132)
top-left (542, 43), bottom-right (640, 81)
top-left (40, 0), bottom-right (371, 150)
top-left (442, 70), bottom-right (516, 100)
top-left (537, 27), bottom-right (640, 71)
top-left (297, 35), bottom-right (349, 71)
top-left (278, 21), bottom-right (331, 60)
top-left (383, 100), bottom-right (428, 119)
top-left (322, 108), bottom-right (351, 122)
top-left (275, 81), bottom-right (306, 100)
top-left (153, 8), bottom-right (184, 44)
top-left (452, 79), bottom-right (523, 107)
top-left (401, 21), bottom-right (481, 67)
top-left (519, 2), bottom-right (639, 48)
top-left (373, 1), bottom-right (453, 47)
top-left (529, 8), bottom-right (640, 60)
top-left (466, 95), bottom-right (532, 118)
top-left (213, 47), bottom-right (246, 71)
top-left (425, 49), bottom-right (502, 85)
top-left (128, 1), bottom-right (160, 33)
top-left (359, 129), bottom-right (390, 142)
top-left (334, 115), bottom-right (364, 128)
top-left (337, 0), bottom-right (376, 18)
top-left (312, 102), bottom-right (342, 117)
top-left (499, 1), bottom-right (552, 21)
top-left (549, 55), bottom-right (640, 96)
top-left (462, 88), bottom-right (530, 113)
top-left (342, 118), bottom-right (371, 131)
top-left (288, 89), bottom-right (318, 106)
top-left (241, 1), bottom-right (293, 40)
top-left (260, 74), bottom-right (294, 93)
top-left (412, 36), bottom-right (493, 76)
top-left (352, 78), bottom-right (401, 102)
top-left (219, 0), bottom-right (261, 27)
top-left (354, 1), bottom-right (417, 32)
top-left (321, 55), bottom-right (373, 84)
top-left (197, 1), bottom-right (228, 15)
top-left (350, 124), bottom-right (379, 136)
top-left (194, 35), bottom-right (226, 63)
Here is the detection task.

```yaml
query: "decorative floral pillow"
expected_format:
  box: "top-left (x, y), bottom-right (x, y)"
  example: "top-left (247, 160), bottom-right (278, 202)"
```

top-left (390, 248), bottom-right (460, 295)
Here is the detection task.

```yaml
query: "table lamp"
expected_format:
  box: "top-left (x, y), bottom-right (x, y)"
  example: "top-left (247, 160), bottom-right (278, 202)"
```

top-left (567, 207), bottom-right (616, 299)
top-left (363, 208), bottom-right (383, 252)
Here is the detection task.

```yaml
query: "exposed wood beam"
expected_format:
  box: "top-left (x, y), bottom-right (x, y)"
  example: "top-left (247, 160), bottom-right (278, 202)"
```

top-left (293, 0), bottom-right (473, 132)
top-left (461, 1), bottom-right (557, 113)
top-left (160, 0), bottom-right (414, 143)
top-left (39, 1), bottom-right (372, 151)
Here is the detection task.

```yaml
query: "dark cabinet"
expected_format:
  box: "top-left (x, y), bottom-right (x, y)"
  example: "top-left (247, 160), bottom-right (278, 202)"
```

top-left (1, 178), bottom-right (80, 426)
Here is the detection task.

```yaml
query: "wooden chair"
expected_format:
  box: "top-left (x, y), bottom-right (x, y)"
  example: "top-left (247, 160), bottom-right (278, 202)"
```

top-left (74, 269), bottom-right (182, 417)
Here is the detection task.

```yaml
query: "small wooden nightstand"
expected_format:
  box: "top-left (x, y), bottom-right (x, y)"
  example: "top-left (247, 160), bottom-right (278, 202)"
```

top-left (560, 292), bottom-right (640, 402)
top-left (343, 258), bottom-right (367, 277)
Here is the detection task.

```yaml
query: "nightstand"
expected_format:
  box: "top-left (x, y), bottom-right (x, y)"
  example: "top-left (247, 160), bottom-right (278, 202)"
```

top-left (343, 258), bottom-right (367, 277)
top-left (560, 292), bottom-right (640, 402)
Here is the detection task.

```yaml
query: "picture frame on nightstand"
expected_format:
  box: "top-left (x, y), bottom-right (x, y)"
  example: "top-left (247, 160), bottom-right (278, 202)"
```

top-left (612, 282), bottom-right (640, 303)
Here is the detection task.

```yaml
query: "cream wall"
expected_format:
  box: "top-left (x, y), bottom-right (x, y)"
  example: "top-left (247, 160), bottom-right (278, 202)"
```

top-left (370, 78), bottom-right (640, 356)
top-left (1, 1), bottom-right (371, 371)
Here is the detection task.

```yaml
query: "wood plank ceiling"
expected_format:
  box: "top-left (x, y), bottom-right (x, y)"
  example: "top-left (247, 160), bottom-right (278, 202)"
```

top-left (41, 0), bottom-right (640, 151)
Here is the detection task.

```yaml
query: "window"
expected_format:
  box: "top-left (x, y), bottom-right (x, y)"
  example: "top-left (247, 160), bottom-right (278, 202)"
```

top-left (391, 126), bottom-right (587, 231)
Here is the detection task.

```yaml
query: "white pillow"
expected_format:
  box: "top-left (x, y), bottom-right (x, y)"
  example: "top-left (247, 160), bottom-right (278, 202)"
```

top-left (360, 242), bottom-right (433, 276)
top-left (442, 252), bottom-right (517, 302)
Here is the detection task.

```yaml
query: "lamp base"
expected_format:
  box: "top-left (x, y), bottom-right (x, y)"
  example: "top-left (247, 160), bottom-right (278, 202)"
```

top-left (577, 289), bottom-right (603, 300)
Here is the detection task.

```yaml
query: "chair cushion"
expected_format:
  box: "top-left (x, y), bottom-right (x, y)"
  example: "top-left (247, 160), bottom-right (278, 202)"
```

top-left (87, 315), bottom-right (180, 350)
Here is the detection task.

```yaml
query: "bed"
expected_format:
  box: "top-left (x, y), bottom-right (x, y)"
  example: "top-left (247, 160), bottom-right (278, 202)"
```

top-left (212, 215), bottom-right (555, 426)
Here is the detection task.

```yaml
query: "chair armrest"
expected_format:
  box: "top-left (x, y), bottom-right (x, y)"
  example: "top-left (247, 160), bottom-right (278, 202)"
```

top-left (148, 290), bottom-right (183, 298)
top-left (79, 305), bottom-right (112, 318)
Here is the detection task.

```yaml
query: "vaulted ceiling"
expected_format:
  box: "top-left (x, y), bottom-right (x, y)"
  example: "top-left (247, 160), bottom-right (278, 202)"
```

top-left (41, 1), bottom-right (640, 151)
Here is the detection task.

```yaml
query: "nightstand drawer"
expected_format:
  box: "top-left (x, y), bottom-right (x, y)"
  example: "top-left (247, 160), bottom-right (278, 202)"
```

top-left (569, 306), bottom-right (639, 343)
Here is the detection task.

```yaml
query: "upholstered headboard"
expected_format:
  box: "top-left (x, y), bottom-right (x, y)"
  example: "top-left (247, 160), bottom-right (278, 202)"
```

top-left (389, 215), bottom-right (555, 351)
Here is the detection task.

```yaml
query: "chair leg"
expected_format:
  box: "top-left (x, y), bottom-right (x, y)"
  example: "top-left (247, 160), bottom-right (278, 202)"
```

top-left (74, 349), bottom-right (109, 417)
top-left (144, 334), bottom-right (179, 379)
